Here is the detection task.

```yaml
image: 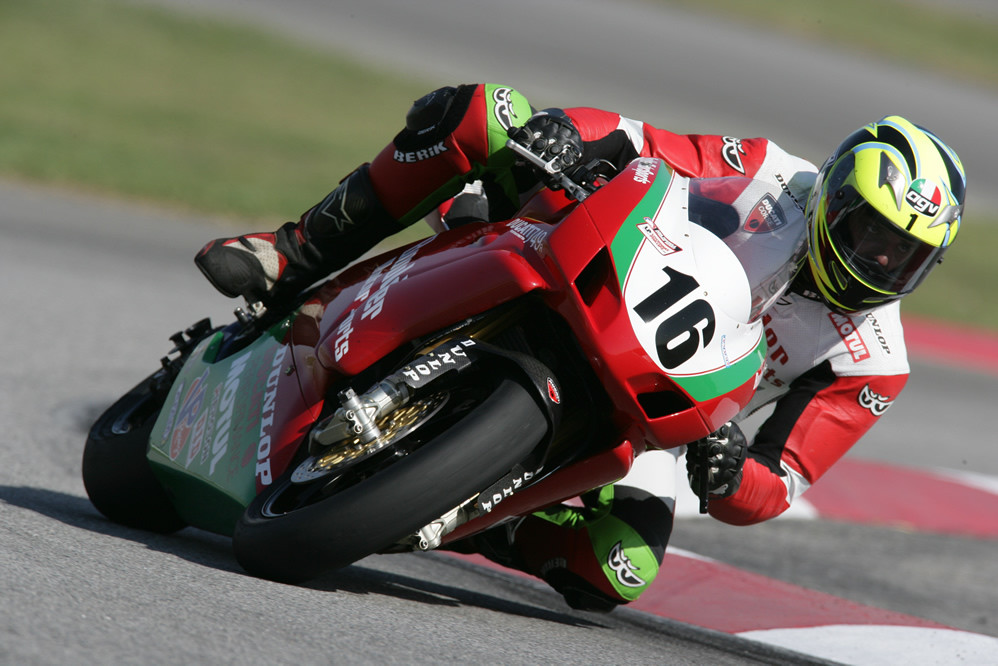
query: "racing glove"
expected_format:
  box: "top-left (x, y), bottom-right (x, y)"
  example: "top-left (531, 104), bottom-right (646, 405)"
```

top-left (686, 422), bottom-right (747, 499)
top-left (507, 110), bottom-right (584, 186)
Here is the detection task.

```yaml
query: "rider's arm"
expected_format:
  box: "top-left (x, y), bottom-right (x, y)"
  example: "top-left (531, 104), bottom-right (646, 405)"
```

top-left (705, 363), bottom-right (908, 525)
top-left (564, 107), bottom-right (817, 201)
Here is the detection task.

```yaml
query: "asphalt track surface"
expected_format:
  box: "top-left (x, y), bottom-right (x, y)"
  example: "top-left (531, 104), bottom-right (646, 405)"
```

top-left (3, 1), bottom-right (998, 664)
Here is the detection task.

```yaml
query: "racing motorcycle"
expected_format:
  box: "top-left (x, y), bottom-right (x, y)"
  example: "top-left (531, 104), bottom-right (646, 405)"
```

top-left (82, 139), bottom-right (806, 583)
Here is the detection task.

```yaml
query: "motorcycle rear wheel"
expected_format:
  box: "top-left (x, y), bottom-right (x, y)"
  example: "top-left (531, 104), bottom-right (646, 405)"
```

top-left (81, 371), bottom-right (187, 534)
top-left (233, 376), bottom-right (547, 583)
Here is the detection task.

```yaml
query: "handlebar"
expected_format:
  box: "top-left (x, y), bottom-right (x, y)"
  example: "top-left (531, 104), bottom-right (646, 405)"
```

top-left (505, 138), bottom-right (593, 202)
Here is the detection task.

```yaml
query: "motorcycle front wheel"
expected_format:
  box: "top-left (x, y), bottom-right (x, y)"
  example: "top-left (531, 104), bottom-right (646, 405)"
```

top-left (232, 375), bottom-right (548, 583)
top-left (81, 370), bottom-right (187, 534)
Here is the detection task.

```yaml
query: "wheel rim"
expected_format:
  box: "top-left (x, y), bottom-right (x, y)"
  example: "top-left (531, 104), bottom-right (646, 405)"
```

top-left (291, 392), bottom-right (449, 484)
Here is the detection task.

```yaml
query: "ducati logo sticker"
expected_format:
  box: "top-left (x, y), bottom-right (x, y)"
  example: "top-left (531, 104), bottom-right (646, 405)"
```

top-left (743, 194), bottom-right (788, 233)
top-left (721, 136), bottom-right (746, 174)
top-left (607, 542), bottom-right (646, 588)
top-left (858, 384), bottom-right (894, 416)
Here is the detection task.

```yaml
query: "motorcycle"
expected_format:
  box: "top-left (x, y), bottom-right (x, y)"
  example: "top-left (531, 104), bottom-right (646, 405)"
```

top-left (82, 139), bottom-right (806, 583)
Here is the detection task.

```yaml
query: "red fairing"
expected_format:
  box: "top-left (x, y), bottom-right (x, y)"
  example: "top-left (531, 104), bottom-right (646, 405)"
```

top-left (313, 228), bottom-right (548, 376)
top-left (558, 163), bottom-right (739, 446)
top-left (443, 440), bottom-right (636, 544)
top-left (708, 373), bottom-right (909, 525)
top-left (253, 334), bottom-right (325, 493)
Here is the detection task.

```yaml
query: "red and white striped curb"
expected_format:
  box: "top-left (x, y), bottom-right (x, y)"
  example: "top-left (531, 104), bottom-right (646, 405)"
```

top-left (450, 547), bottom-right (998, 664)
top-left (904, 315), bottom-right (998, 374)
top-left (636, 549), bottom-right (998, 665)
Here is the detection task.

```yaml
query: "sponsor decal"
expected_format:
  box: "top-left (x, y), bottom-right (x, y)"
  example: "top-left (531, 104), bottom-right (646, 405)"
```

top-left (828, 312), bottom-right (871, 362)
top-left (333, 309), bottom-right (356, 362)
top-left (863, 313), bottom-right (893, 355)
top-left (743, 193), bottom-right (788, 233)
top-left (400, 339), bottom-right (476, 387)
top-left (317, 188), bottom-right (354, 232)
top-left (160, 379), bottom-right (183, 446)
top-left (607, 542), bottom-right (646, 588)
top-left (632, 159), bottom-right (658, 184)
top-left (492, 87), bottom-right (519, 130)
top-left (539, 557), bottom-right (568, 578)
top-left (775, 172), bottom-right (806, 213)
top-left (186, 407), bottom-right (208, 465)
top-left (256, 345), bottom-right (290, 486)
top-left (906, 178), bottom-right (942, 216)
top-left (546, 377), bottom-right (561, 405)
top-left (721, 136), bottom-right (746, 174)
top-left (637, 218), bottom-right (681, 256)
top-left (508, 218), bottom-right (549, 254)
top-left (760, 313), bottom-right (787, 388)
top-left (169, 369), bottom-right (210, 461)
top-left (189, 385), bottom-right (221, 467)
top-left (208, 351), bottom-right (252, 475)
top-left (360, 238), bottom-right (434, 321)
top-left (393, 140), bottom-right (449, 163)
top-left (476, 465), bottom-right (542, 512)
top-left (858, 384), bottom-right (895, 416)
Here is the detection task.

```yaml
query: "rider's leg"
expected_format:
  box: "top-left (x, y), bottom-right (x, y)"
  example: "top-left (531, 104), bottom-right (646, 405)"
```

top-left (472, 448), bottom-right (680, 612)
top-left (194, 164), bottom-right (401, 304)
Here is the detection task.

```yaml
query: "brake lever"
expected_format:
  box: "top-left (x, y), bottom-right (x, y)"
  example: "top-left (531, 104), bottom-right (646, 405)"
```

top-left (505, 138), bottom-right (591, 202)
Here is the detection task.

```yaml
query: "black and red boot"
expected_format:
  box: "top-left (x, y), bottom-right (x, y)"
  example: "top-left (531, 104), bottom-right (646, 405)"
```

top-left (195, 165), bottom-right (403, 304)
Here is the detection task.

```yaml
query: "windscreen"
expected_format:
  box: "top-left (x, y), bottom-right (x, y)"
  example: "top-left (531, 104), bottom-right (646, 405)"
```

top-left (688, 177), bottom-right (808, 321)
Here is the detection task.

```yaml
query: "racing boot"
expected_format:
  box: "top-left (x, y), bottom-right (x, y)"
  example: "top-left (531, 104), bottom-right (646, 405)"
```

top-left (195, 165), bottom-right (403, 303)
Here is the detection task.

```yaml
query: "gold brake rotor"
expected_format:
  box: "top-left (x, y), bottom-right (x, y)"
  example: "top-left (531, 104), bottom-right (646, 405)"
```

top-left (292, 393), bottom-right (448, 482)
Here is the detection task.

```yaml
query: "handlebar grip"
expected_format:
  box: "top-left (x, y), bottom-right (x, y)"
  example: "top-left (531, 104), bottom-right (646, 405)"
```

top-left (505, 138), bottom-right (590, 202)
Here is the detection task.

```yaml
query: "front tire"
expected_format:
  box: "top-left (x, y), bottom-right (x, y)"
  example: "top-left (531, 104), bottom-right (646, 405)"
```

top-left (82, 371), bottom-right (187, 534)
top-left (233, 376), bottom-right (548, 583)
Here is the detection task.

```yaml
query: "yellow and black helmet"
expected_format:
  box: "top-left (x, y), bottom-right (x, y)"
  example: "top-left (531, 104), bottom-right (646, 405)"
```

top-left (804, 116), bottom-right (966, 313)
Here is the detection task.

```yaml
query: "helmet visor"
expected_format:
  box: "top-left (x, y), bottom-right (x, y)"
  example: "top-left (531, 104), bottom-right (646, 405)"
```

top-left (825, 186), bottom-right (945, 294)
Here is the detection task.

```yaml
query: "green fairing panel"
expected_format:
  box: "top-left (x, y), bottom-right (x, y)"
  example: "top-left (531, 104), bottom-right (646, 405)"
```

top-left (148, 318), bottom-right (292, 535)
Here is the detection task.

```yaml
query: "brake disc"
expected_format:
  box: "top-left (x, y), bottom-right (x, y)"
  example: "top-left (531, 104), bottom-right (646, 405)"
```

top-left (290, 393), bottom-right (448, 483)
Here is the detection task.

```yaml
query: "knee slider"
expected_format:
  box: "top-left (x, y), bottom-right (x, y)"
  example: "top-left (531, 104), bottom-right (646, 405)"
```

top-left (396, 84), bottom-right (477, 150)
top-left (405, 86), bottom-right (458, 134)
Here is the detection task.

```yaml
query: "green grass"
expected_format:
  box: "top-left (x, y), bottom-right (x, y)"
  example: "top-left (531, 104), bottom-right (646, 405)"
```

top-left (649, 0), bottom-right (998, 89)
top-left (903, 219), bottom-right (998, 329)
top-left (0, 0), bottom-right (432, 221)
top-left (1, 0), bottom-right (994, 331)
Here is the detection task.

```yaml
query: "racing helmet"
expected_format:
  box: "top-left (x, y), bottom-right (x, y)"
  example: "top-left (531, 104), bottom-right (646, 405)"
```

top-left (804, 115), bottom-right (966, 313)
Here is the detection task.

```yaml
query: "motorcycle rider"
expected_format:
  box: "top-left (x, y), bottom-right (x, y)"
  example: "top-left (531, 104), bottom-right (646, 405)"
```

top-left (196, 83), bottom-right (966, 611)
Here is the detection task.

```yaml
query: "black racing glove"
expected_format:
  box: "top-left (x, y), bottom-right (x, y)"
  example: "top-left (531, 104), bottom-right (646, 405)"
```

top-left (687, 422), bottom-right (747, 500)
top-left (507, 111), bottom-right (584, 183)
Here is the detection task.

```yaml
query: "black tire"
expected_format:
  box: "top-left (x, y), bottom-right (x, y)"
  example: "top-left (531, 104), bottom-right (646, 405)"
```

top-left (233, 376), bottom-right (548, 583)
top-left (82, 372), bottom-right (187, 534)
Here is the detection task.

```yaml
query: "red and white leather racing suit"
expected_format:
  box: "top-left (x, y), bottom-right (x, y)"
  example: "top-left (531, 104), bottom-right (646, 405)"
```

top-left (363, 83), bottom-right (910, 526)
top-left (342, 83), bottom-right (912, 606)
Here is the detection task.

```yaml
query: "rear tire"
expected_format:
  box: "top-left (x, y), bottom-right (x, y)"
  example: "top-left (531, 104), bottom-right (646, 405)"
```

top-left (233, 376), bottom-right (547, 583)
top-left (82, 372), bottom-right (187, 534)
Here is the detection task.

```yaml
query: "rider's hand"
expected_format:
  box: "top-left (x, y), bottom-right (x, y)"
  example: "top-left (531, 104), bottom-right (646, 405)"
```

top-left (507, 111), bottom-right (584, 176)
top-left (686, 422), bottom-right (747, 499)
